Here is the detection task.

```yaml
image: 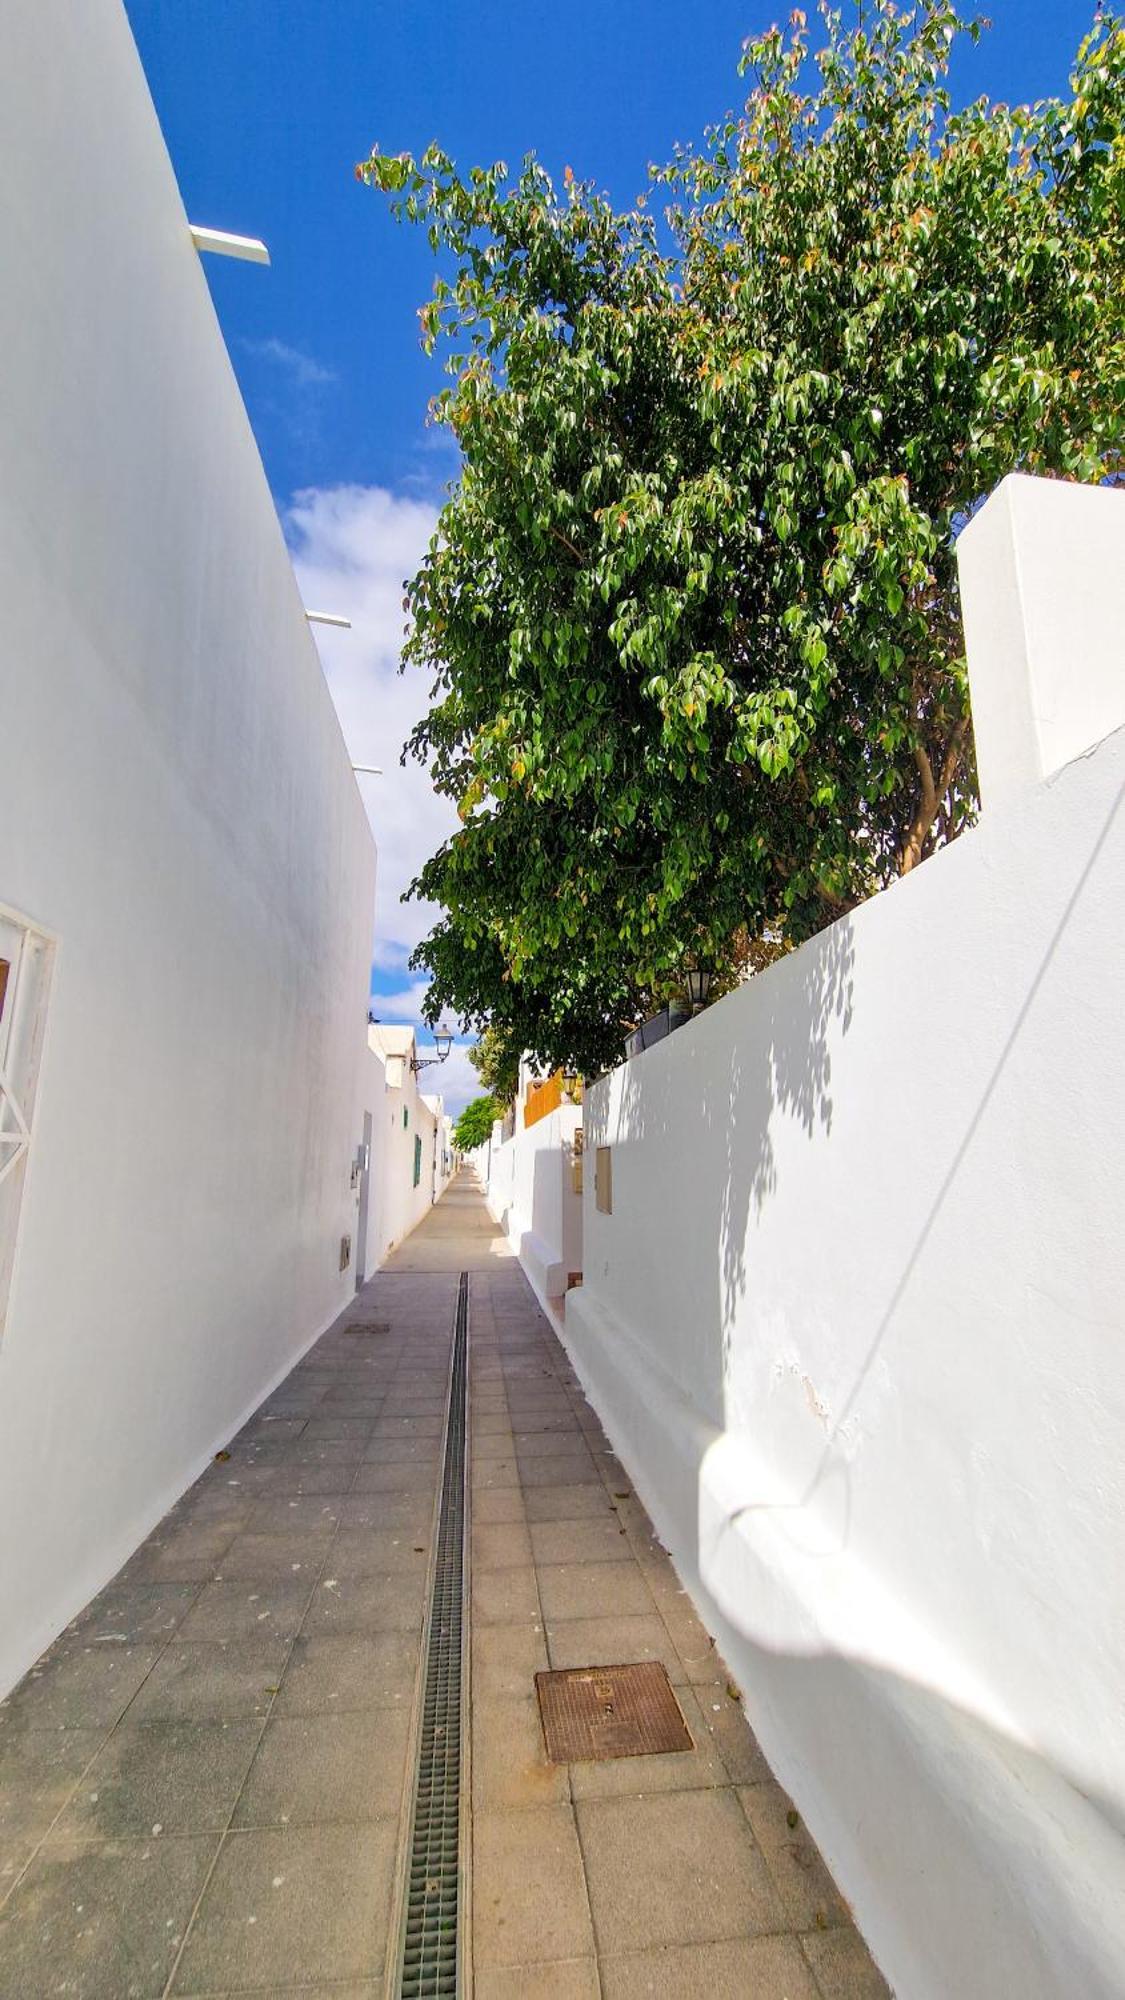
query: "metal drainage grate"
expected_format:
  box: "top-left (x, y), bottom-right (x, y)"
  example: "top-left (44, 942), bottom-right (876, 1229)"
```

top-left (396, 1271), bottom-right (470, 1999)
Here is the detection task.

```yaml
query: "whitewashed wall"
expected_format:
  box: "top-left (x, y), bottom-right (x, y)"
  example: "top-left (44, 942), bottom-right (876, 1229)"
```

top-left (566, 480), bottom-right (1125, 1999)
top-left (476, 1095), bottom-right (583, 1306)
top-left (360, 1031), bottom-right (450, 1272)
top-left (0, 2), bottom-right (376, 1695)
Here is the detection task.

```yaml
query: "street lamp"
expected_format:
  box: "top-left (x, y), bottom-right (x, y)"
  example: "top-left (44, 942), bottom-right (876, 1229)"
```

top-left (685, 967), bottom-right (713, 1014)
top-left (411, 1026), bottom-right (454, 1074)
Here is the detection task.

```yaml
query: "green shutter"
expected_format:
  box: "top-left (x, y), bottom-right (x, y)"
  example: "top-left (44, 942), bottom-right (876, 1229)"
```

top-left (413, 1133), bottom-right (422, 1188)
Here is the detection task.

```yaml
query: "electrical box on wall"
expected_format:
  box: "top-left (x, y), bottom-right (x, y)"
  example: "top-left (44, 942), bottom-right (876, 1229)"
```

top-left (595, 1146), bottom-right (612, 1214)
top-left (339, 1234), bottom-right (351, 1272)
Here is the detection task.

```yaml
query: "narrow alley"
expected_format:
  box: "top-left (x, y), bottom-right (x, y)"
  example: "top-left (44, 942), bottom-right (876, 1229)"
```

top-left (0, 1174), bottom-right (886, 1997)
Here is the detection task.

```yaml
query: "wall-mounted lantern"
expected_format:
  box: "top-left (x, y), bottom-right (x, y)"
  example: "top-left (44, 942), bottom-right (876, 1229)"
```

top-left (685, 967), bottom-right (713, 1014)
top-left (411, 1025), bottom-right (454, 1075)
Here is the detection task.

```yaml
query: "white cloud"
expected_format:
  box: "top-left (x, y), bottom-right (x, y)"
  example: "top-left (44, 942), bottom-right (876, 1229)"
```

top-left (426, 1040), bottom-right (482, 1120)
top-left (286, 484), bottom-right (457, 973)
top-left (244, 337), bottom-right (337, 388)
top-left (373, 980), bottom-right (433, 1022)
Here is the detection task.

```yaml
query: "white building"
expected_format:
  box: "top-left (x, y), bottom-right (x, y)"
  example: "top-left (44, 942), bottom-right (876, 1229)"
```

top-left (359, 1025), bottom-right (453, 1272)
top-left (474, 1059), bottom-right (584, 1313)
top-left (0, 2), bottom-right (389, 1697)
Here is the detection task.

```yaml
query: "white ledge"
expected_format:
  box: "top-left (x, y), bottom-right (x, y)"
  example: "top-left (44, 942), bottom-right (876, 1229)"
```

top-left (188, 225), bottom-right (269, 265)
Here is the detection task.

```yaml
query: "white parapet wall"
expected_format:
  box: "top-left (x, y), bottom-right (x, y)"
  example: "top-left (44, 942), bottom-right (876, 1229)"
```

top-left (565, 477), bottom-right (1125, 1998)
top-left (0, 3), bottom-right (376, 1694)
top-left (476, 1096), bottom-right (583, 1306)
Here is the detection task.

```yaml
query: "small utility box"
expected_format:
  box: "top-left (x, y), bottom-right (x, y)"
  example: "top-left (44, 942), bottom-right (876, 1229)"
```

top-left (594, 1146), bottom-right (613, 1214)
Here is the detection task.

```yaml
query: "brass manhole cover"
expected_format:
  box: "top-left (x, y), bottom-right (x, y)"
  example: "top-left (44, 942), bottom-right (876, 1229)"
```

top-left (535, 1661), bottom-right (693, 1763)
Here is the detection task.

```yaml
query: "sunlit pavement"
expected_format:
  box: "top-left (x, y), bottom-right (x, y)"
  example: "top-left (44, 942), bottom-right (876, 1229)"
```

top-left (0, 1172), bottom-right (887, 1998)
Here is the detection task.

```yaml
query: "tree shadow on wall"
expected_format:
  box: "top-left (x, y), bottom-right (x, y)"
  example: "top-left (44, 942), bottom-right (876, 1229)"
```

top-left (611, 913), bottom-right (855, 1430)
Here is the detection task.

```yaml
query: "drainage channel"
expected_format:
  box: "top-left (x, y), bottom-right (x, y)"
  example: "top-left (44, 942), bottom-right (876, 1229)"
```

top-left (393, 1270), bottom-right (471, 2000)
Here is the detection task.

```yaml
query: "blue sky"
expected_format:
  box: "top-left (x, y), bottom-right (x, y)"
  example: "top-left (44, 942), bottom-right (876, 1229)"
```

top-left (124, 0), bottom-right (1103, 1107)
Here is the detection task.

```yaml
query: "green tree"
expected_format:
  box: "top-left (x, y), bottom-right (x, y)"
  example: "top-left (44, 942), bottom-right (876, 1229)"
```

top-left (469, 1024), bottom-right (521, 1105)
top-left (359, 2), bottom-right (1124, 1074)
top-left (453, 1094), bottom-right (500, 1152)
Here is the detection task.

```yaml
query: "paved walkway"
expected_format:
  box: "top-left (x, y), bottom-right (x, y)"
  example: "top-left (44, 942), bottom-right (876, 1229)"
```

top-left (0, 1173), bottom-right (888, 1998)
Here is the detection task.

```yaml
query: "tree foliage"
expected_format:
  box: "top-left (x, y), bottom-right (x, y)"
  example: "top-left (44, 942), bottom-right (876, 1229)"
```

top-left (359, 1), bottom-right (1124, 1076)
top-left (468, 1024), bottom-right (521, 1105)
top-left (453, 1093), bottom-right (500, 1152)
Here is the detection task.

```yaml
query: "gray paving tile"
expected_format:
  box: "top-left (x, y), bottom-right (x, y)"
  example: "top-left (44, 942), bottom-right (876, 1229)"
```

top-left (370, 1414), bottom-right (444, 1439)
top-left (302, 1571), bottom-right (426, 1638)
top-left (352, 1460), bottom-right (438, 1495)
top-left (274, 1631), bottom-right (418, 1717)
top-left (801, 1926), bottom-right (893, 1998)
top-left (473, 1567), bottom-right (542, 1626)
top-left (472, 1697), bottom-right (568, 1812)
top-left (0, 1724), bottom-right (102, 1886)
top-left (361, 1434), bottom-right (440, 1464)
top-left (121, 1517), bottom-right (239, 1582)
top-left (514, 1435), bottom-right (590, 1462)
top-left (0, 1644), bottom-right (163, 1732)
top-left (129, 1641), bottom-right (290, 1724)
top-left (693, 1689), bottom-right (774, 1785)
top-left (172, 1823), bottom-right (396, 1992)
top-left (288, 1437), bottom-right (369, 1463)
top-left (475, 1960), bottom-right (600, 1999)
top-left (600, 1936), bottom-right (822, 1999)
top-left (60, 1720), bottom-right (261, 1837)
top-left (536, 1563), bottom-right (654, 1623)
top-left (738, 1784), bottom-right (852, 1931)
top-left (329, 1529), bottom-right (431, 1578)
top-left (301, 1418), bottom-right (376, 1442)
top-left (262, 1466), bottom-right (358, 1497)
top-left (337, 1491), bottom-right (433, 1534)
top-left (0, 1832), bottom-right (215, 1998)
top-left (239, 1418), bottom-right (308, 1445)
top-left (577, 1788), bottom-right (785, 1952)
top-left (233, 1709), bottom-right (410, 1827)
top-left (543, 1614), bottom-right (686, 1685)
top-left (472, 1457), bottom-right (522, 1491)
top-left (178, 1579), bottom-right (312, 1646)
top-left (166, 1487), bottom-right (258, 1528)
top-left (214, 1533), bottom-right (330, 1583)
top-left (472, 1620), bottom-right (549, 1702)
top-left (530, 1517), bottom-right (634, 1567)
top-left (245, 1495), bottom-right (342, 1536)
top-left (472, 1522), bottom-right (534, 1570)
top-left (472, 1488), bottom-right (528, 1525)
top-left (474, 1434), bottom-right (519, 1462)
top-left (65, 1582), bottom-right (201, 1646)
top-left (473, 1805), bottom-right (594, 1968)
top-left (518, 1455), bottom-right (598, 1489)
top-left (522, 1484), bottom-right (617, 1523)
top-left (192, 1464), bottom-right (279, 1497)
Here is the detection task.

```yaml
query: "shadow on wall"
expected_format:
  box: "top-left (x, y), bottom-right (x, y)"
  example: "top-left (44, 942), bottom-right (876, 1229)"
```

top-left (730, 775), bottom-right (1125, 1537)
top-left (700, 1614), bottom-right (1125, 1999)
top-left (609, 915), bottom-right (855, 1430)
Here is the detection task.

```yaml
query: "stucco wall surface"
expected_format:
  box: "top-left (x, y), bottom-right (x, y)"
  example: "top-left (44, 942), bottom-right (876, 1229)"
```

top-left (0, 2), bottom-right (376, 1695)
top-left (477, 1102), bottom-right (583, 1302)
top-left (567, 710), bottom-right (1125, 1994)
top-left (360, 1041), bottom-right (448, 1272)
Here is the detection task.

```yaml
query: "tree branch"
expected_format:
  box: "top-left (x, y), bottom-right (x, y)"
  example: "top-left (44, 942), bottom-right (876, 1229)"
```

top-left (899, 716), bottom-right (968, 875)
